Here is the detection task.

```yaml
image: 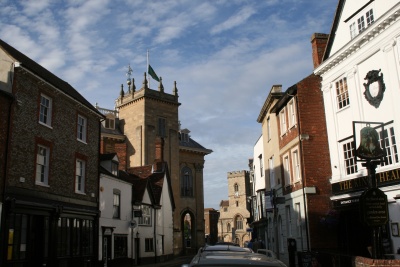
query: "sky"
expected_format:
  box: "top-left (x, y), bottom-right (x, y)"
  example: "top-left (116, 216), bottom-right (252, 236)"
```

top-left (0, 0), bottom-right (337, 210)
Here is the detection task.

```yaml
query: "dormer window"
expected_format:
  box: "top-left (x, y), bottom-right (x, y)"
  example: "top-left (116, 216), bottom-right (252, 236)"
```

top-left (105, 117), bottom-right (115, 130)
top-left (111, 161), bottom-right (118, 175)
top-left (348, 8), bottom-right (374, 39)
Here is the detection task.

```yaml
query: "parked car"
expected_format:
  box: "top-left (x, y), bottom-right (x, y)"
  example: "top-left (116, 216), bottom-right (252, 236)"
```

top-left (256, 249), bottom-right (277, 259)
top-left (215, 241), bottom-right (240, 246)
top-left (182, 245), bottom-right (287, 267)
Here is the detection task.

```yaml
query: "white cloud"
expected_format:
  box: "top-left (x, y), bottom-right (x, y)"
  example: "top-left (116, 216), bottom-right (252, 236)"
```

top-left (210, 5), bottom-right (256, 35)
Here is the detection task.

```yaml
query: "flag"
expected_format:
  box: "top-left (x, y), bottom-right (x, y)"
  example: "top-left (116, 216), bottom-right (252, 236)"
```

top-left (148, 65), bottom-right (160, 82)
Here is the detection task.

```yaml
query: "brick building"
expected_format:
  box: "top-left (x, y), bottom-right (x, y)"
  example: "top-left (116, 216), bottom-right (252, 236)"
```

top-left (204, 208), bottom-right (219, 245)
top-left (218, 171), bottom-right (252, 247)
top-left (0, 39), bottom-right (103, 266)
top-left (256, 33), bottom-right (336, 266)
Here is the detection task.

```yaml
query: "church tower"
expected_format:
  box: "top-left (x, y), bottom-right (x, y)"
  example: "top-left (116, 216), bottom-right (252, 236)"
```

top-left (115, 73), bottom-right (180, 171)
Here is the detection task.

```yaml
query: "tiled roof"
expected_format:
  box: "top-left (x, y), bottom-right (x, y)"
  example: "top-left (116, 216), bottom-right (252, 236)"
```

top-left (0, 39), bottom-right (102, 117)
top-left (180, 135), bottom-right (212, 155)
top-left (220, 200), bottom-right (229, 207)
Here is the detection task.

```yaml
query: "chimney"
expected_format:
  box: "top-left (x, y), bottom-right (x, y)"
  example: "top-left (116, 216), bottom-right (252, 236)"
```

top-left (155, 136), bottom-right (164, 162)
top-left (311, 33), bottom-right (329, 69)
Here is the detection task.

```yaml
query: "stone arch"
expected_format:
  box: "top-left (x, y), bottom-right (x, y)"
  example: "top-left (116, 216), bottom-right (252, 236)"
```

top-left (180, 208), bottom-right (196, 253)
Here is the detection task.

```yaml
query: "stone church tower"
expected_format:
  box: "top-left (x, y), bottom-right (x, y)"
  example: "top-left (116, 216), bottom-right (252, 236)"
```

top-left (111, 72), bottom-right (212, 255)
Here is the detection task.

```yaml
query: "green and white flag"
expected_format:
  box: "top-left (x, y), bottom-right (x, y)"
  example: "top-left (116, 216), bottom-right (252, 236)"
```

top-left (148, 65), bottom-right (160, 82)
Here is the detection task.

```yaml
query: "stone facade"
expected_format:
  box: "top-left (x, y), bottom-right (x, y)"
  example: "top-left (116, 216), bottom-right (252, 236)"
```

top-left (104, 75), bottom-right (212, 256)
top-left (218, 170), bottom-right (251, 247)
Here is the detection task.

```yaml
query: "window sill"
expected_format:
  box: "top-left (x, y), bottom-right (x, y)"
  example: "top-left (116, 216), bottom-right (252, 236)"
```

top-left (77, 139), bottom-right (88, 144)
top-left (35, 181), bottom-right (50, 187)
top-left (75, 191), bottom-right (86, 195)
top-left (39, 122), bottom-right (53, 129)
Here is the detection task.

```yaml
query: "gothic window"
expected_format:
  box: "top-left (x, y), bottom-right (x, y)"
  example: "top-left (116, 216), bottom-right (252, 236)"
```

top-left (181, 167), bottom-right (193, 197)
top-left (234, 183), bottom-right (239, 197)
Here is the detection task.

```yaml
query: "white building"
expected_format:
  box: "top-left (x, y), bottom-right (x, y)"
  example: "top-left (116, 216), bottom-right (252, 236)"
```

top-left (99, 152), bottom-right (175, 266)
top-left (250, 135), bottom-right (267, 245)
top-left (315, 0), bottom-right (400, 258)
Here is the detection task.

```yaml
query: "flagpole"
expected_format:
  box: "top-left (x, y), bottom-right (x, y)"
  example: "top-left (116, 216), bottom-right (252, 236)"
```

top-left (147, 49), bottom-right (150, 88)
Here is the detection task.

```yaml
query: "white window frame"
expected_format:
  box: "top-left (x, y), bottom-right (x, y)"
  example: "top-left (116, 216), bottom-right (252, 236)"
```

top-left (139, 205), bottom-right (152, 226)
top-left (75, 159), bottom-right (86, 193)
top-left (269, 156), bottom-right (275, 188)
top-left (295, 203), bottom-right (302, 238)
top-left (291, 148), bottom-right (301, 182)
top-left (113, 191), bottom-right (121, 219)
top-left (366, 9), bottom-right (374, 26)
top-left (335, 77), bottom-right (349, 110)
top-left (39, 94), bottom-right (52, 127)
top-left (288, 100), bottom-right (296, 128)
top-left (280, 109), bottom-right (287, 136)
top-left (36, 144), bottom-right (50, 185)
top-left (357, 16), bottom-right (365, 33)
top-left (77, 114), bottom-right (87, 142)
top-left (349, 22), bottom-right (357, 39)
top-left (283, 153), bottom-right (291, 186)
top-left (342, 140), bottom-right (358, 176)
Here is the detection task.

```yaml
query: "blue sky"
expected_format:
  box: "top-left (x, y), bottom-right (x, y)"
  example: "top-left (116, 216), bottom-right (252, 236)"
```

top-left (0, 0), bottom-right (337, 209)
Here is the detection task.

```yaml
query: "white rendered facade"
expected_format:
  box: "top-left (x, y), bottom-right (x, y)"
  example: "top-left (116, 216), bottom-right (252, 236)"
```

top-left (315, 0), bottom-right (400, 254)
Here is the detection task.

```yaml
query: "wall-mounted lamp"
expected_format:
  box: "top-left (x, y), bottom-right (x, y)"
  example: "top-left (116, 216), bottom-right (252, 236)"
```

top-left (300, 134), bottom-right (310, 141)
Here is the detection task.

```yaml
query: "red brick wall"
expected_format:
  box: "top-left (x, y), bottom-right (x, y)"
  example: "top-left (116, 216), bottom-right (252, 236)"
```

top-left (297, 74), bottom-right (335, 249)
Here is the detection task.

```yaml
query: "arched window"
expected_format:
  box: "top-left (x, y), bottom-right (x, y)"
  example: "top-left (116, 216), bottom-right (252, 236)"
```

top-left (234, 183), bottom-right (239, 197)
top-left (227, 223), bottom-right (231, 232)
top-left (235, 216), bottom-right (243, 230)
top-left (181, 167), bottom-right (193, 197)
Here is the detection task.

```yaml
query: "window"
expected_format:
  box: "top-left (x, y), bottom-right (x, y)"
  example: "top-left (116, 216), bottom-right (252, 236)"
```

top-left (336, 77), bottom-right (349, 110)
top-left (139, 205), bottom-right (151, 225)
top-left (236, 201), bottom-right (239, 207)
top-left (75, 159), bottom-right (86, 193)
top-left (267, 117), bottom-right (271, 141)
top-left (158, 117), bottom-right (166, 137)
top-left (343, 141), bottom-right (357, 175)
top-left (280, 109), bottom-right (287, 135)
top-left (227, 223), bottom-right (231, 232)
top-left (114, 235), bottom-right (127, 258)
top-left (105, 117), bottom-right (115, 130)
top-left (349, 22), bottom-right (357, 39)
top-left (292, 149), bottom-right (301, 181)
top-left (181, 167), bottom-right (193, 197)
top-left (235, 216), bottom-right (243, 230)
top-left (77, 115), bottom-right (87, 142)
top-left (36, 145), bottom-right (50, 185)
top-left (283, 154), bottom-right (291, 186)
top-left (366, 9), bottom-right (374, 26)
top-left (234, 183), bottom-right (239, 197)
top-left (288, 100), bottom-right (296, 128)
top-left (113, 190), bottom-right (120, 219)
top-left (111, 161), bottom-right (118, 176)
top-left (269, 156), bottom-right (275, 188)
top-left (348, 9), bottom-right (374, 39)
top-left (259, 154), bottom-right (263, 177)
top-left (39, 94), bottom-right (52, 126)
top-left (357, 16), bottom-right (365, 33)
top-left (379, 126), bottom-right (398, 167)
top-left (224, 207), bottom-right (228, 212)
top-left (145, 238), bottom-right (154, 252)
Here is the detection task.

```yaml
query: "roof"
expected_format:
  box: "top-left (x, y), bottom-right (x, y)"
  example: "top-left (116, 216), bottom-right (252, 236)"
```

top-left (0, 39), bottom-right (102, 117)
top-left (220, 200), bottom-right (229, 207)
top-left (179, 134), bottom-right (213, 155)
top-left (322, 0), bottom-right (345, 61)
